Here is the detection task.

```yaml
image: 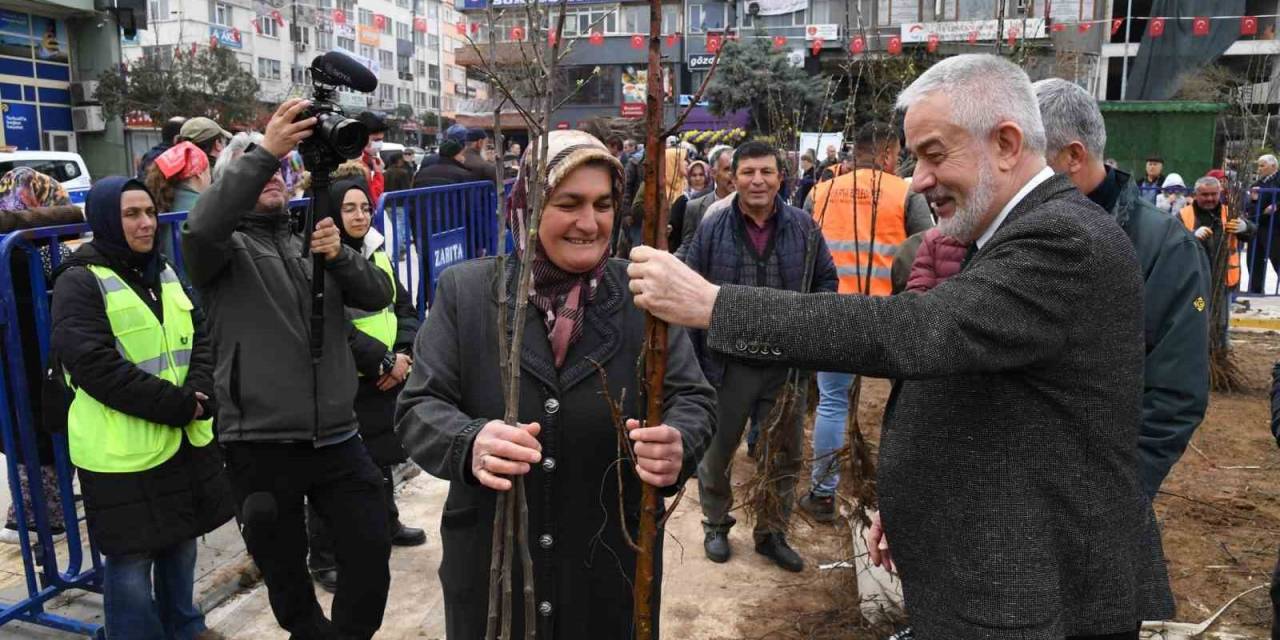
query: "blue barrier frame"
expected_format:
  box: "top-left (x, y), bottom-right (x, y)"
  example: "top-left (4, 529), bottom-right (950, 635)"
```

top-left (375, 181), bottom-right (503, 316)
top-left (0, 199), bottom-right (309, 638)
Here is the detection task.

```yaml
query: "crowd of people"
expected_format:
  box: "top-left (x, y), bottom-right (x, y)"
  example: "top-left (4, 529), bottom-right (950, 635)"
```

top-left (0, 51), bottom-right (1278, 640)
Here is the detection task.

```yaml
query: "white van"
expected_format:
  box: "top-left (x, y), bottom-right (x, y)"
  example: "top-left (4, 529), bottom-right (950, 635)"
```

top-left (0, 151), bottom-right (92, 205)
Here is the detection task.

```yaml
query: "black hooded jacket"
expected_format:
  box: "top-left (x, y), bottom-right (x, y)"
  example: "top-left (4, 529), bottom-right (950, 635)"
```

top-left (49, 176), bottom-right (230, 555)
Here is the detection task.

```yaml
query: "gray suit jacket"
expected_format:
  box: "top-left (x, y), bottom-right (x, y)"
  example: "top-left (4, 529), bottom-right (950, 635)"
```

top-left (704, 175), bottom-right (1174, 639)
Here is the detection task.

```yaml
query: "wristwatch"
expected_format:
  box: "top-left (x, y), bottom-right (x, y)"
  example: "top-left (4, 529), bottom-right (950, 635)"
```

top-left (380, 351), bottom-right (397, 376)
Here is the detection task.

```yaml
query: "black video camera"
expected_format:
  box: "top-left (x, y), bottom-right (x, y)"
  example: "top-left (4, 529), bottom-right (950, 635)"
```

top-left (297, 51), bottom-right (378, 171)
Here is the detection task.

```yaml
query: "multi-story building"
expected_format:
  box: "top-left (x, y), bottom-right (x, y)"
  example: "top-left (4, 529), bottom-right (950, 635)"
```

top-left (119, 0), bottom-right (481, 155)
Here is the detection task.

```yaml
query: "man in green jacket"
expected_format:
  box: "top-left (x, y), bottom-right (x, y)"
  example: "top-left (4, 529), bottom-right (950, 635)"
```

top-left (1035, 79), bottom-right (1211, 498)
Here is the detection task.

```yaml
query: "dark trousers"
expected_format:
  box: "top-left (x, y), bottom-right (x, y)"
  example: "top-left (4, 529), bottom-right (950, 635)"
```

top-left (1248, 214), bottom-right (1280, 294)
top-left (224, 437), bottom-right (391, 640)
top-left (307, 464), bottom-right (399, 572)
top-left (1271, 544), bottom-right (1279, 640)
top-left (1067, 630), bottom-right (1139, 640)
top-left (698, 362), bottom-right (804, 542)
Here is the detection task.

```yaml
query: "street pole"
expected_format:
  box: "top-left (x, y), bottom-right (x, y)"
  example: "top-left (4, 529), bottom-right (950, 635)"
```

top-left (1120, 0), bottom-right (1133, 100)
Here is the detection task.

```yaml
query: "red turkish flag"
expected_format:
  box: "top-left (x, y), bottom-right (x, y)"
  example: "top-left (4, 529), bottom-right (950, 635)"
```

top-left (455, 21), bottom-right (465, 35)
top-left (589, 30), bottom-right (604, 46)
top-left (926, 33), bottom-right (939, 52)
top-left (887, 36), bottom-right (902, 55)
top-left (706, 33), bottom-right (722, 53)
top-left (1192, 16), bottom-right (1210, 36)
top-left (271, 9), bottom-right (283, 26)
top-left (1242, 16), bottom-right (1259, 36)
top-left (231, 27), bottom-right (240, 40)
top-left (470, 22), bottom-right (479, 34)
top-left (252, 19), bottom-right (261, 34)
top-left (1077, 22), bottom-right (1092, 33)
top-left (1006, 26), bottom-right (1019, 47)
top-left (1148, 17), bottom-right (1165, 37)
top-left (772, 35), bottom-right (786, 50)
top-left (849, 36), bottom-right (865, 54)
top-left (548, 31), bottom-right (558, 46)
top-left (810, 38), bottom-right (823, 54)
top-left (1050, 22), bottom-right (1067, 33)
top-left (510, 26), bottom-right (525, 40)
top-left (373, 14), bottom-right (386, 29)
top-left (332, 9), bottom-right (345, 25)
top-left (631, 34), bottom-right (644, 49)
top-left (209, 35), bottom-right (218, 47)
top-left (1111, 18), bottom-right (1123, 35)
top-left (665, 33), bottom-right (679, 47)
top-left (966, 30), bottom-right (978, 44)
top-left (414, 17), bottom-right (427, 33)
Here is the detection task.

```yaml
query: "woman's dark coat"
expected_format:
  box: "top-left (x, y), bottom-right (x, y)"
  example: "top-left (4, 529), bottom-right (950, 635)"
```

top-left (395, 257), bottom-right (716, 639)
top-left (51, 241), bottom-right (232, 556)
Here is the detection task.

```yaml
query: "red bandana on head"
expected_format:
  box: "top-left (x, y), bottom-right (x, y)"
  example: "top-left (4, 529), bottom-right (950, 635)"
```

top-left (154, 141), bottom-right (210, 180)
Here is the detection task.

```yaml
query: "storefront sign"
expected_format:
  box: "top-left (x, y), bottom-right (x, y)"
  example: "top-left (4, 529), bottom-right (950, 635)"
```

top-left (620, 103), bottom-right (644, 118)
top-left (2, 102), bottom-right (38, 150)
top-left (687, 54), bottom-right (716, 71)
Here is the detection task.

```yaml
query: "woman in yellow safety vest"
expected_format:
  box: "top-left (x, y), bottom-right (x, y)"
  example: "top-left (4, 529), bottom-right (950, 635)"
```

top-left (304, 178), bottom-right (425, 591)
top-left (50, 176), bottom-right (232, 640)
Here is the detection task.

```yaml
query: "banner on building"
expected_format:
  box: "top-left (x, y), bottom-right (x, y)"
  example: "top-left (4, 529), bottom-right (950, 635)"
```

top-left (749, 0), bottom-right (807, 16)
top-left (804, 24), bottom-right (838, 40)
top-left (358, 24), bottom-right (381, 47)
top-left (209, 25), bottom-right (243, 48)
top-left (900, 18), bottom-right (1046, 43)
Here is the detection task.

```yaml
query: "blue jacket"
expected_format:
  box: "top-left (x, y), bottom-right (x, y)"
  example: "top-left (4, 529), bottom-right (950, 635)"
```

top-left (682, 194), bottom-right (837, 383)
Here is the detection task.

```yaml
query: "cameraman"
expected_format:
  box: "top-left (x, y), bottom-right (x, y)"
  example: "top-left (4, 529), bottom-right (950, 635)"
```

top-left (181, 99), bottom-right (394, 639)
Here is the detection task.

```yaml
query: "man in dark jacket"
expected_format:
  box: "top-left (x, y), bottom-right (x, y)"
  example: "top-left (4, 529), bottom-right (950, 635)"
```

top-left (1247, 154), bottom-right (1280, 294)
top-left (181, 98), bottom-right (395, 639)
top-left (681, 141), bottom-right (838, 573)
top-left (413, 140), bottom-right (476, 187)
top-left (1035, 78), bottom-right (1211, 499)
top-left (460, 128), bottom-right (496, 181)
top-left (1136, 154), bottom-right (1165, 204)
top-left (630, 54), bottom-right (1174, 639)
top-left (677, 144), bottom-right (735, 259)
top-left (136, 116), bottom-right (187, 179)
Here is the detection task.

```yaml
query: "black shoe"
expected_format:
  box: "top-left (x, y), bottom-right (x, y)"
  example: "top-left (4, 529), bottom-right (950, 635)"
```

top-left (391, 523), bottom-right (427, 547)
top-left (799, 492), bottom-right (836, 524)
top-left (703, 531), bottom-right (731, 563)
top-left (888, 627), bottom-right (915, 640)
top-left (310, 568), bottom-right (338, 593)
top-left (755, 533), bottom-right (804, 572)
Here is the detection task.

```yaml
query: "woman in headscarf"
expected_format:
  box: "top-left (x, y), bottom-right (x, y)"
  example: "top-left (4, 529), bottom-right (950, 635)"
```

top-left (625, 146), bottom-right (691, 255)
top-left (304, 177), bottom-right (426, 592)
top-left (686, 159), bottom-right (710, 199)
top-left (0, 167), bottom-right (81, 545)
top-left (50, 177), bottom-right (231, 640)
top-left (143, 141), bottom-right (211, 213)
top-left (395, 130), bottom-right (715, 638)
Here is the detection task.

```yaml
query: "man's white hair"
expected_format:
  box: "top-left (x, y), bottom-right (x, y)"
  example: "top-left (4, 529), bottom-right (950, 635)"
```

top-left (896, 54), bottom-right (1047, 154)
top-left (708, 144), bottom-right (734, 167)
top-left (1194, 176), bottom-right (1221, 191)
top-left (1032, 78), bottom-right (1106, 159)
top-left (1259, 154), bottom-right (1278, 168)
top-left (213, 131), bottom-right (266, 183)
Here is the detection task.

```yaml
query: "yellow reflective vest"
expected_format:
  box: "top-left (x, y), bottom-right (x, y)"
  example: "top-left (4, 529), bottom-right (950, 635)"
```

top-left (67, 264), bottom-right (214, 473)
top-left (350, 250), bottom-right (397, 351)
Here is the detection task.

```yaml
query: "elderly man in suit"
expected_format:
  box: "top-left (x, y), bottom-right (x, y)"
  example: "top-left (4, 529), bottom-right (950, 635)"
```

top-left (627, 54), bottom-right (1174, 640)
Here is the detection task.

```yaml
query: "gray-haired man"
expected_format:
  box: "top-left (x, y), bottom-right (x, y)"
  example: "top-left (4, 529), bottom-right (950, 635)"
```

top-left (1034, 77), bottom-right (1211, 498)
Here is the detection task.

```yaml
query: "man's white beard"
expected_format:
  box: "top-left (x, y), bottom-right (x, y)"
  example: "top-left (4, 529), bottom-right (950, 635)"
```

top-left (937, 158), bottom-right (997, 245)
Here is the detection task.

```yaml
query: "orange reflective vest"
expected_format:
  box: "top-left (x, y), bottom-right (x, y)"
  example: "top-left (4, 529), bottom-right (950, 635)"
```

top-left (810, 168), bottom-right (908, 296)
top-left (1179, 204), bottom-right (1240, 288)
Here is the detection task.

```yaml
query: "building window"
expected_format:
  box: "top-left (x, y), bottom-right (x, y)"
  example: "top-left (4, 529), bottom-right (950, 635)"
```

top-left (396, 0), bottom-right (410, 8)
top-left (260, 15), bottom-right (279, 37)
top-left (397, 53), bottom-right (410, 74)
top-left (337, 36), bottom-right (355, 51)
top-left (315, 0), bottom-right (331, 7)
top-left (742, 8), bottom-right (805, 28)
top-left (688, 2), bottom-right (728, 33)
top-left (382, 17), bottom-right (393, 35)
top-left (414, 30), bottom-right (425, 46)
top-left (876, 0), bottom-right (921, 24)
top-left (291, 65), bottom-right (311, 83)
top-left (317, 30), bottom-right (333, 50)
top-left (379, 84), bottom-right (394, 103)
top-left (396, 21), bottom-right (411, 40)
top-left (258, 57), bottom-right (281, 80)
top-left (209, 1), bottom-right (232, 25)
top-left (428, 33), bottom-right (439, 48)
top-left (428, 64), bottom-right (440, 79)
top-left (416, 60), bottom-right (427, 76)
top-left (539, 6), bottom-right (617, 37)
top-left (379, 49), bottom-right (394, 68)
top-left (149, 0), bottom-right (170, 21)
top-left (337, 0), bottom-right (354, 14)
top-left (662, 4), bottom-right (680, 33)
top-left (430, 94), bottom-right (439, 109)
top-left (415, 90), bottom-right (427, 107)
top-left (398, 87), bottom-right (411, 104)
top-left (557, 65), bottom-right (612, 105)
top-left (360, 44), bottom-right (375, 59)
top-left (427, 3), bottom-right (438, 18)
top-left (291, 25), bottom-right (311, 46)
top-left (358, 8), bottom-right (373, 25)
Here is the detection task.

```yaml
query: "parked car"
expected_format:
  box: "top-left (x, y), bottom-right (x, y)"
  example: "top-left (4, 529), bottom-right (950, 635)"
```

top-left (0, 151), bottom-right (91, 205)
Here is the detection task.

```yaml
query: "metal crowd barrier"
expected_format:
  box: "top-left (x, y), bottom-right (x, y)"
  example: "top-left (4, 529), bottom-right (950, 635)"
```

top-left (376, 180), bottom-right (502, 315)
top-left (1242, 186), bottom-right (1280, 297)
top-left (0, 198), bottom-right (309, 638)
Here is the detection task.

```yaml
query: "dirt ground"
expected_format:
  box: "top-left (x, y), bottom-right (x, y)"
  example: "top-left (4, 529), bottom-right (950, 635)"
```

top-left (710, 332), bottom-right (1280, 639)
